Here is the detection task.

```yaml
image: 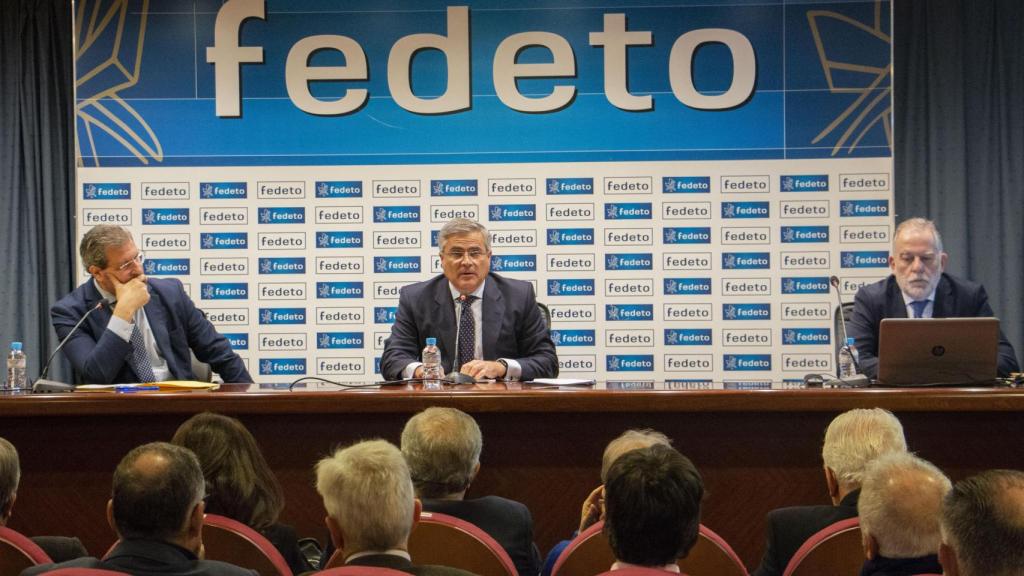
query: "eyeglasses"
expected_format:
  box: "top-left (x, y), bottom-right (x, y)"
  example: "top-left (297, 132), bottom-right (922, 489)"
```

top-left (443, 248), bottom-right (488, 261)
top-left (115, 252), bottom-right (146, 272)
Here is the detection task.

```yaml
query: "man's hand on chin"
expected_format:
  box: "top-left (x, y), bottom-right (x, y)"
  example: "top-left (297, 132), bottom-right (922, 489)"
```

top-left (110, 274), bottom-right (150, 322)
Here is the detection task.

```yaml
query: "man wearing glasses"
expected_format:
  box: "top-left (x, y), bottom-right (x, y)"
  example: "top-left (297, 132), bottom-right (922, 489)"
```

top-left (848, 217), bottom-right (1018, 378)
top-left (50, 225), bottom-right (251, 384)
top-left (381, 218), bottom-right (558, 382)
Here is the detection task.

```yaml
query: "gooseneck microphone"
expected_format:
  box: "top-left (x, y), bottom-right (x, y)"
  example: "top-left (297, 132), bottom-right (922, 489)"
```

top-left (33, 300), bottom-right (105, 393)
top-left (828, 276), bottom-right (869, 387)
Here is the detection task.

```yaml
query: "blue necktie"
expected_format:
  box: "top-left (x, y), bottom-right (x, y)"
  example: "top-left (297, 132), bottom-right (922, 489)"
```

top-left (910, 300), bottom-right (929, 318)
top-left (457, 295), bottom-right (476, 369)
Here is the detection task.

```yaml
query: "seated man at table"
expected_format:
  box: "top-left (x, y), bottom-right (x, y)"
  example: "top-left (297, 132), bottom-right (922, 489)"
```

top-left (752, 408), bottom-right (908, 576)
top-left (314, 439), bottom-right (474, 576)
top-left (858, 453), bottom-right (950, 576)
top-left (401, 407), bottom-right (541, 576)
top-left (603, 444), bottom-right (704, 572)
top-left (51, 224), bottom-right (251, 384)
top-left (940, 469), bottom-right (1024, 576)
top-left (380, 218), bottom-right (557, 382)
top-left (0, 436), bottom-right (88, 562)
top-left (22, 442), bottom-right (257, 576)
top-left (848, 217), bottom-right (1019, 378)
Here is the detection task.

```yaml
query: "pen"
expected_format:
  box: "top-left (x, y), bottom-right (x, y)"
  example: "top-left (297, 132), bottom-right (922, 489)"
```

top-left (115, 385), bottom-right (160, 393)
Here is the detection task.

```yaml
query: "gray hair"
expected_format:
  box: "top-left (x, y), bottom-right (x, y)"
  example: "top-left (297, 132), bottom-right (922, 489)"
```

top-left (80, 225), bottom-right (133, 270)
top-left (0, 437), bottom-right (19, 514)
top-left (942, 469), bottom-right (1024, 576)
top-left (316, 440), bottom-right (415, 552)
top-left (601, 429), bottom-right (672, 482)
top-left (859, 452), bottom-right (951, 558)
top-left (438, 218), bottom-right (491, 254)
top-left (401, 407), bottom-right (482, 498)
top-left (821, 408), bottom-right (907, 487)
top-left (894, 217), bottom-right (944, 253)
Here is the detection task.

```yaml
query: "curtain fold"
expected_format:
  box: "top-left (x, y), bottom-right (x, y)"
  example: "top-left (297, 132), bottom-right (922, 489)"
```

top-left (0, 0), bottom-right (76, 383)
top-left (895, 0), bottom-right (1024, 361)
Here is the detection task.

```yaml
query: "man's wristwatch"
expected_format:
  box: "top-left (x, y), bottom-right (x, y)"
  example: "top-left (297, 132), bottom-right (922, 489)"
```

top-left (496, 358), bottom-right (509, 377)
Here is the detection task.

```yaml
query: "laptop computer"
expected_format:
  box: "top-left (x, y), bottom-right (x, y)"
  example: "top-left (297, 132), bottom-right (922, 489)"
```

top-left (876, 318), bottom-right (1000, 387)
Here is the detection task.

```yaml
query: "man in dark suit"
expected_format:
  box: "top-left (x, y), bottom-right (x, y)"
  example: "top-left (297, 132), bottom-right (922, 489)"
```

top-left (402, 407), bottom-right (541, 576)
top-left (752, 408), bottom-right (908, 576)
top-left (0, 437), bottom-right (87, 562)
top-left (380, 218), bottom-right (557, 382)
top-left (22, 442), bottom-right (257, 576)
top-left (51, 225), bottom-right (251, 384)
top-left (848, 217), bottom-right (1019, 378)
top-left (314, 439), bottom-right (474, 576)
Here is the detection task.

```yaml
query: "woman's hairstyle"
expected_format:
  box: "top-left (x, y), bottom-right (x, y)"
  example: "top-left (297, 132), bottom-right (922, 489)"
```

top-left (171, 412), bottom-right (284, 531)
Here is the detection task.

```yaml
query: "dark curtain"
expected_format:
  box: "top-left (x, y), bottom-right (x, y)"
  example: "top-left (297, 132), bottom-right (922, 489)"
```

top-left (0, 0), bottom-right (76, 383)
top-left (895, 0), bottom-right (1024, 364)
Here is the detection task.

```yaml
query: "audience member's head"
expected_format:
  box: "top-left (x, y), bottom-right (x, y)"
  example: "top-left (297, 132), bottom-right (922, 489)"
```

top-left (600, 429), bottom-right (672, 482)
top-left (821, 408), bottom-right (907, 502)
top-left (603, 444), bottom-right (703, 568)
top-left (171, 411), bottom-right (284, 531)
top-left (109, 442), bottom-right (206, 551)
top-left (401, 407), bottom-right (482, 499)
top-left (0, 437), bottom-right (19, 524)
top-left (316, 439), bottom-right (419, 556)
top-left (858, 452), bottom-right (951, 561)
top-left (940, 469), bottom-right (1024, 576)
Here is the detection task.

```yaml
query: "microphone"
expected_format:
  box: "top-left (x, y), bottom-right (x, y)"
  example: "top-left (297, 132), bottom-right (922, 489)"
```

top-left (33, 300), bottom-right (105, 393)
top-left (828, 276), bottom-right (870, 387)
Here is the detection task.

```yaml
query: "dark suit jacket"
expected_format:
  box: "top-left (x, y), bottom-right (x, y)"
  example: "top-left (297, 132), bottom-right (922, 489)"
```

top-left (20, 538), bottom-right (258, 576)
top-left (347, 552), bottom-right (478, 576)
top-left (423, 496), bottom-right (541, 576)
top-left (261, 522), bottom-right (312, 574)
top-left (51, 278), bottom-right (251, 384)
top-left (848, 273), bottom-right (1019, 378)
top-left (751, 490), bottom-right (860, 576)
top-left (380, 273), bottom-right (558, 381)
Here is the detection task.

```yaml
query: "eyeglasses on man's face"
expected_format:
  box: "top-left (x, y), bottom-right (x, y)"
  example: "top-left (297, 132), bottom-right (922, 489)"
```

top-left (442, 248), bottom-right (489, 261)
top-left (114, 251), bottom-right (146, 272)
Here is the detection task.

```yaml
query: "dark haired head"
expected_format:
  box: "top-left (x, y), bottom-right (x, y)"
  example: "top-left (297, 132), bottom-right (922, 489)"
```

top-left (111, 442), bottom-right (204, 541)
top-left (603, 444), bottom-right (704, 567)
top-left (171, 412), bottom-right (284, 530)
top-left (941, 469), bottom-right (1024, 576)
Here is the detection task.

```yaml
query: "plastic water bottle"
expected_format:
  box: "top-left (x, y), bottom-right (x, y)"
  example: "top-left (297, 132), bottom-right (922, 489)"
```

top-left (6, 342), bottom-right (27, 391)
top-left (421, 337), bottom-right (443, 387)
top-left (838, 337), bottom-right (859, 379)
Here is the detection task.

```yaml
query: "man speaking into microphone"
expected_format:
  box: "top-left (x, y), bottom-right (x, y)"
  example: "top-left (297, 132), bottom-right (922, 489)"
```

top-left (51, 225), bottom-right (251, 384)
top-left (847, 217), bottom-right (1019, 378)
top-left (381, 218), bottom-right (558, 382)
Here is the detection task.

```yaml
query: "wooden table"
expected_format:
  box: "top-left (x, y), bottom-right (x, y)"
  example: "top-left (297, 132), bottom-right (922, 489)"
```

top-left (2, 383), bottom-right (1022, 570)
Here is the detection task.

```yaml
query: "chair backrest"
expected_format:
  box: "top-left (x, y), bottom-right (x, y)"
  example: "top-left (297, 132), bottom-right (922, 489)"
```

top-left (834, 301), bottom-right (856, 367)
top-left (407, 511), bottom-right (517, 576)
top-left (537, 301), bottom-right (552, 331)
top-left (317, 567), bottom-right (411, 576)
top-left (552, 521), bottom-right (747, 576)
top-left (0, 526), bottom-right (53, 574)
top-left (202, 514), bottom-right (294, 576)
top-left (782, 517), bottom-right (863, 576)
top-left (40, 565), bottom-right (133, 569)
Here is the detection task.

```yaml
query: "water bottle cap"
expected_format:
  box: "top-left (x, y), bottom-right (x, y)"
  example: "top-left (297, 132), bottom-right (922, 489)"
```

top-left (846, 337), bottom-right (855, 345)
top-left (425, 337), bottom-right (437, 346)
top-left (10, 342), bottom-right (22, 351)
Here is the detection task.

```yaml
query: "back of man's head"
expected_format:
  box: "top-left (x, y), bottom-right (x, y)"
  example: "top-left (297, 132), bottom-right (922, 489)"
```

top-left (941, 469), bottom-right (1024, 576)
top-left (401, 407), bottom-right (482, 498)
top-left (111, 442), bottom-right (205, 541)
top-left (600, 429), bottom-right (672, 483)
top-left (316, 439), bottom-right (415, 553)
top-left (859, 452), bottom-right (950, 559)
top-left (822, 408), bottom-right (907, 488)
top-left (603, 444), bottom-right (703, 567)
top-left (0, 437), bottom-right (20, 521)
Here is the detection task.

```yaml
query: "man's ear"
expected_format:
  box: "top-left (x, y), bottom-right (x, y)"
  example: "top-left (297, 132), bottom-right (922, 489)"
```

top-left (862, 532), bottom-right (878, 560)
top-left (326, 514), bottom-right (344, 550)
top-left (106, 499), bottom-right (119, 536)
top-left (187, 500), bottom-right (204, 540)
top-left (470, 461), bottom-right (481, 483)
top-left (411, 498), bottom-right (423, 532)
top-left (939, 542), bottom-right (959, 576)
top-left (824, 466), bottom-right (840, 501)
top-left (1, 492), bottom-right (16, 524)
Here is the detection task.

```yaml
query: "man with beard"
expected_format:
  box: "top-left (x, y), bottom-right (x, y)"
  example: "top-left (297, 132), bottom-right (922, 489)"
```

top-left (848, 217), bottom-right (1018, 378)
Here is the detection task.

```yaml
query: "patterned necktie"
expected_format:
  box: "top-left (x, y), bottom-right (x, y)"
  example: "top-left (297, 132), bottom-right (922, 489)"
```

top-left (457, 295), bottom-right (476, 369)
top-left (124, 307), bottom-right (156, 382)
top-left (910, 300), bottom-right (929, 318)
